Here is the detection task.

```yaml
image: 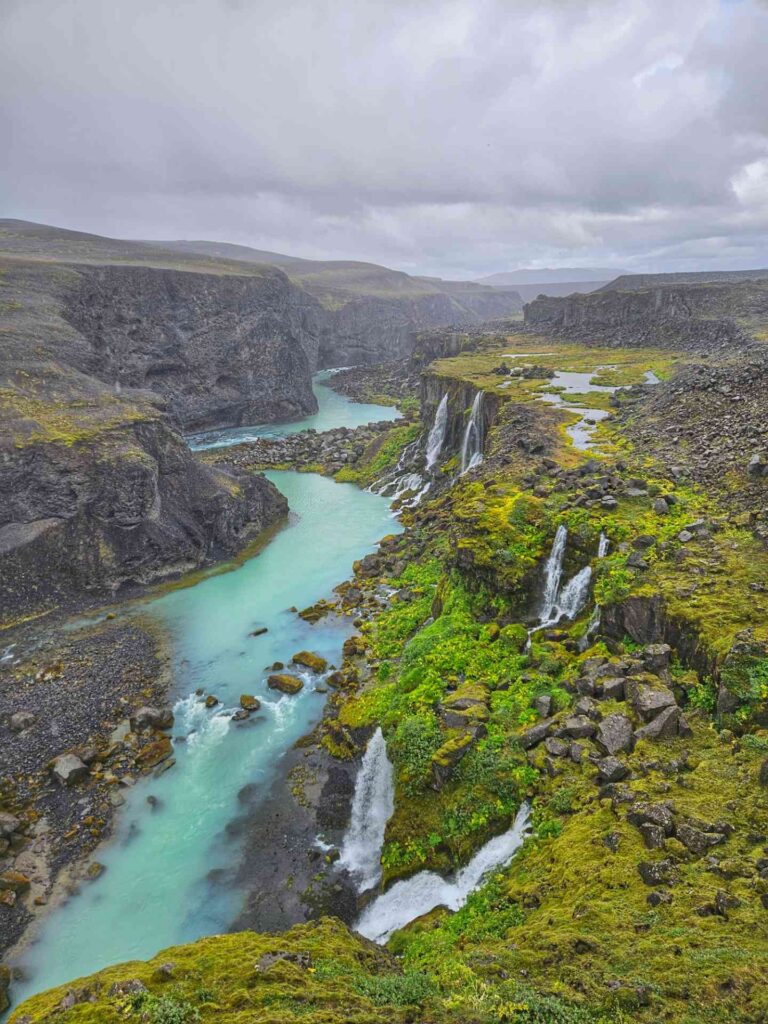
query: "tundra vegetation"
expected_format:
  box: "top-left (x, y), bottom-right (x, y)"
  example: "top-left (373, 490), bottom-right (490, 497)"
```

top-left (5, 308), bottom-right (768, 1020)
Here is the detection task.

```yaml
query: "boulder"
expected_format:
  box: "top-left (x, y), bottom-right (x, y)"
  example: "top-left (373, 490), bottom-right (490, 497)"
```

top-left (431, 733), bottom-right (475, 789)
top-left (0, 813), bottom-right (21, 839)
top-left (595, 714), bottom-right (634, 755)
top-left (627, 678), bottom-right (677, 720)
top-left (267, 674), bottom-right (304, 695)
top-left (520, 718), bottom-right (555, 750)
top-left (239, 694), bottom-right (261, 712)
top-left (533, 694), bottom-right (552, 718)
top-left (638, 859), bottom-right (676, 886)
top-left (9, 711), bottom-right (36, 733)
top-left (639, 823), bottom-right (667, 850)
top-left (641, 644), bottom-right (671, 673)
top-left (292, 650), bottom-right (328, 673)
top-left (51, 753), bottom-right (89, 787)
top-left (562, 715), bottom-right (596, 740)
top-left (627, 802), bottom-right (675, 835)
top-left (596, 756), bottom-right (628, 783)
top-left (599, 677), bottom-right (625, 701)
top-left (544, 737), bottom-right (570, 757)
top-left (574, 696), bottom-right (600, 719)
top-left (634, 705), bottom-right (682, 742)
top-left (136, 737), bottom-right (173, 769)
top-left (0, 869), bottom-right (31, 893)
top-left (677, 823), bottom-right (727, 856)
top-left (130, 706), bottom-right (174, 732)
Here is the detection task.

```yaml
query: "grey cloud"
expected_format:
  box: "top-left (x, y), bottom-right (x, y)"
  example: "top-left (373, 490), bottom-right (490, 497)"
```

top-left (1, 0), bottom-right (767, 277)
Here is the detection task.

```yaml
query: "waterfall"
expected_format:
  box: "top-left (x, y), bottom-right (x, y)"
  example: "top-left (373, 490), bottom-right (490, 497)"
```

top-left (355, 802), bottom-right (531, 944)
top-left (539, 525), bottom-right (568, 621)
top-left (337, 728), bottom-right (394, 892)
top-left (598, 531), bottom-right (609, 558)
top-left (460, 392), bottom-right (484, 474)
top-left (555, 566), bottom-right (592, 620)
top-left (425, 394), bottom-right (449, 472)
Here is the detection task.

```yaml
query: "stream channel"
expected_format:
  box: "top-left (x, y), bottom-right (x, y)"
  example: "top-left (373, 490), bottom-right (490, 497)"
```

top-left (9, 373), bottom-right (401, 1003)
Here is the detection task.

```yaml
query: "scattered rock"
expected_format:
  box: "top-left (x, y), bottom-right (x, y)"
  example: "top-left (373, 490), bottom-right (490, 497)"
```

top-left (9, 711), bottom-right (36, 732)
top-left (292, 650), bottom-right (328, 673)
top-left (204, 695), bottom-right (220, 708)
top-left (596, 756), bottom-right (628, 783)
top-left (595, 714), bottom-right (634, 755)
top-left (267, 674), bottom-right (305, 695)
top-left (677, 823), bottom-right (727, 856)
top-left (239, 694), bottom-right (261, 712)
top-left (638, 859), bottom-right (676, 886)
top-left (51, 753), bottom-right (89, 787)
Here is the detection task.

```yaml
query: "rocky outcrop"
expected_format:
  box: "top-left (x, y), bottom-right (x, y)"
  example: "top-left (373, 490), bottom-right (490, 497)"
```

top-left (523, 279), bottom-right (768, 351)
top-left (0, 415), bottom-right (287, 616)
top-left (61, 264), bottom-right (320, 431)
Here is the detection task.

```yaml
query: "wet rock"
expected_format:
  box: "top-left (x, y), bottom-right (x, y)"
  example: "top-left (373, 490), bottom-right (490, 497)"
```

top-left (51, 753), bottom-right (89, 786)
top-left (292, 650), bottom-right (328, 673)
top-left (136, 737), bottom-right (173, 768)
top-left (250, 627), bottom-right (268, 637)
top-left (130, 705), bottom-right (174, 732)
top-left (0, 869), bottom-right (31, 893)
top-left (239, 694), bottom-right (261, 712)
top-left (595, 713), bottom-right (634, 755)
top-left (204, 695), bottom-right (220, 708)
top-left (267, 673), bottom-right (305, 695)
top-left (596, 756), bottom-right (628, 783)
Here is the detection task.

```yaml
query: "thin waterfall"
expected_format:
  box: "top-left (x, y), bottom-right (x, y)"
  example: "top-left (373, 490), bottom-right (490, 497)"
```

top-left (425, 394), bottom-right (449, 472)
top-left (554, 566), bottom-right (592, 620)
top-left (355, 802), bottom-right (531, 944)
top-left (337, 728), bottom-right (394, 892)
top-left (598, 531), bottom-right (609, 558)
top-left (460, 392), bottom-right (484, 474)
top-left (539, 525), bottom-right (568, 622)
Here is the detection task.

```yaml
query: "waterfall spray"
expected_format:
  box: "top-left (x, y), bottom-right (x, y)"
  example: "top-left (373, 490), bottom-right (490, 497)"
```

top-left (356, 802), bottom-right (531, 944)
top-left (337, 728), bottom-right (394, 892)
top-left (539, 525), bottom-right (568, 622)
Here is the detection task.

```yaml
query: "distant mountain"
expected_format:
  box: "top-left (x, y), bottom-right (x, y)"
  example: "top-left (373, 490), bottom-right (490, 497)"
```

top-left (478, 268), bottom-right (625, 287)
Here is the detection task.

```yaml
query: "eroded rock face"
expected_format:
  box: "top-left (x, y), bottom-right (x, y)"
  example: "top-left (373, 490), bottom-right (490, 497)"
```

top-left (0, 418), bottom-right (288, 615)
top-left (62, 265), bottom-right (320, 431)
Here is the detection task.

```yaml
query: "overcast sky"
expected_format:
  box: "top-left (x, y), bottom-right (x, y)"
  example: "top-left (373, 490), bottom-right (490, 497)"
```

top-left (2, 0), bottom-right (767, 279)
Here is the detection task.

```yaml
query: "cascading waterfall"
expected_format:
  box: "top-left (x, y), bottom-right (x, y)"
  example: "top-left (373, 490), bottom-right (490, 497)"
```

top-left (554, 566), bottom-right (593, 620)
top-left (460, 392), bottom-right (484, 474)
top-left (539, 524), bottom-right (568, 622)
top-left (425, 394), bottom-right (449, 472)
top-left (337, 728), bottom-right (395, 892)
top-left (598, 531), bottom-right (609, 558)
top-left (355, 802), bottom-right (531, 944)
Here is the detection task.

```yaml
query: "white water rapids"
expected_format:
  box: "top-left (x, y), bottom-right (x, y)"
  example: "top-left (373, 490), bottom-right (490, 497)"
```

top-left (337, 728), bottom-right (395, 891)
top-left (355, 801), bottom-right (532, 944)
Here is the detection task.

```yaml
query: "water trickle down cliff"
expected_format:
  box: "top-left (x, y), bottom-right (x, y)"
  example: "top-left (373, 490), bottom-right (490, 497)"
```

top-left (337, 728), bottom-right (395, 892)
top-left (460, 392), bottom-right (485, 474)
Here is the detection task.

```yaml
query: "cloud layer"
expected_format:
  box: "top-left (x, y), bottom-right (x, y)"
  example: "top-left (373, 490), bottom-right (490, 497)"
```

top-left (2, 0), bottom-right (767, 277)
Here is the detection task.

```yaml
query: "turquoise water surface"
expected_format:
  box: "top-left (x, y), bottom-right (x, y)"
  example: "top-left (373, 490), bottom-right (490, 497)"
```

top-left (10, 420), bottom-right (400, 1002)
top-left (188, 370), bottom-right (400, 450)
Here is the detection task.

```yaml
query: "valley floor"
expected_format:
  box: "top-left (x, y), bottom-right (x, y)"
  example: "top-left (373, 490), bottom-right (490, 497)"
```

top-left (5, 333), bottom-right (768, 1024)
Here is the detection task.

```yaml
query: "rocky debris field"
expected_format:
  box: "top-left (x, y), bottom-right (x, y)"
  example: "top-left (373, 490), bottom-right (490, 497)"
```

top-left (203, 419), bottom-right (402, 476)
top-left (618, 353), bottom-right (768, 535)
top-left (0, 617), bottom-right (174, 961)
top-left (325, 361), bottom-right (420, 407)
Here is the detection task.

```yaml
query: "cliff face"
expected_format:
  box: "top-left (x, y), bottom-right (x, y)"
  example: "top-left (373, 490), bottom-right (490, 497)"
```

top-left (61, 264), bottom-right (321, 431)
top-left (523, 279), bottom-right (768, 350)
top-left (314, 289), bottom-right (523, 368)
top-left (0, 258), bottom-right (292, 617)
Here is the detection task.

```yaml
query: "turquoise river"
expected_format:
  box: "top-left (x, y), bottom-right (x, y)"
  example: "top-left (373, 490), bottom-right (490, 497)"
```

top-left (8, 373), bottom-right (402, 1005)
